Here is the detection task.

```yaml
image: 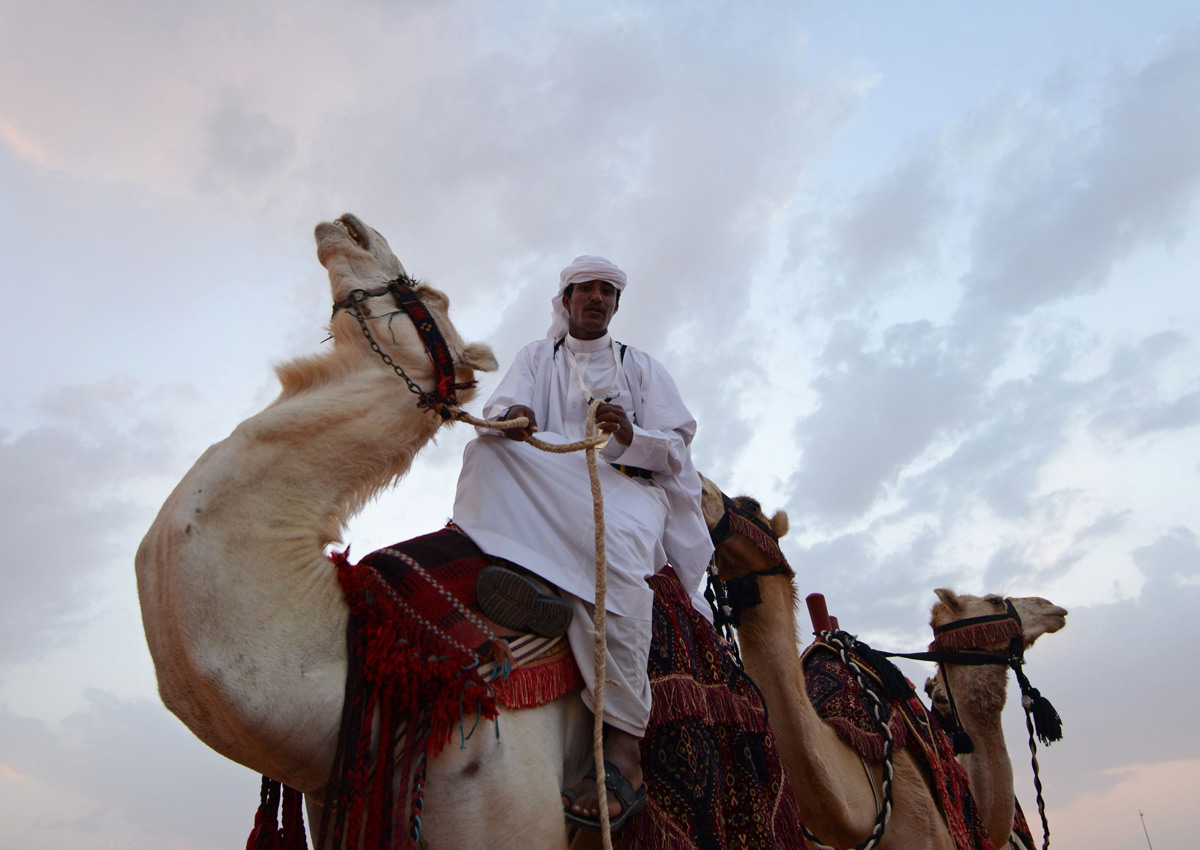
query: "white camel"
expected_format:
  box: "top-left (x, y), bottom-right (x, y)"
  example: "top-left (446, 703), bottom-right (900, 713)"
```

top-left (136, 215), bottom-right (598, 849)
top-left (925, 589), bottom-right (1067, 850)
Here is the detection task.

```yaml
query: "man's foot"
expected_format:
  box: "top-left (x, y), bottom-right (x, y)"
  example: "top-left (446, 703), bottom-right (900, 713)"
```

top-left (562, 761), bottom-right (646, 833)
top-left (475, 565), bottom-right (572, 638)
top-left (561, 729), bottom-right (645, 832)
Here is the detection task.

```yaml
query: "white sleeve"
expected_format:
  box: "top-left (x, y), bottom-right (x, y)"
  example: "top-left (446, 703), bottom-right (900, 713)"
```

top-left (600, 353), bottom-right (696, 475)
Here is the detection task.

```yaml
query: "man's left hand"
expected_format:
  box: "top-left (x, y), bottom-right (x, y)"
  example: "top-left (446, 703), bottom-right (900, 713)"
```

top-left (594, 402), bottom-right (634, 446)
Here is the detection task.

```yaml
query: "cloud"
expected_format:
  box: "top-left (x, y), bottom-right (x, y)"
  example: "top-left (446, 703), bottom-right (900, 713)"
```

top-left (0, 379), bottom-right (184, 665)
top-left (0, 692), bottom-right (256, 850)
top-left (786, 318), bottom-right (979, 521)
top-left (818, 152), bottom-right (954, 311)
top-left (958, 25), bottom-right (1200, 323)
top-left (1010, 527), bottom-right (1200, 805)
top-left (197, 91), bottom-right (297, 196)
top-left (784, 28), bottom-right (1200, 537)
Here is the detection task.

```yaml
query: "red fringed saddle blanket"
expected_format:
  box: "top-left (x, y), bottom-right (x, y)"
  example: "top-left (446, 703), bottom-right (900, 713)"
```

top-left (247, 525), bottom-right (581, 850)
top-left (319, 526), bottom-right (582, 850)
top-left (801, 638), bottom-right (993, 850)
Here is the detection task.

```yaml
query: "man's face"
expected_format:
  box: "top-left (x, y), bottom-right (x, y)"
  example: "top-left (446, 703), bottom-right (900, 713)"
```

top-left (563, 279), bottom-right (620, 340)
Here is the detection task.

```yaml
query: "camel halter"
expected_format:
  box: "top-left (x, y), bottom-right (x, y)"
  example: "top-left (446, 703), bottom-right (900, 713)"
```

top-left (709, 495), bottom-right (1064, 850)
top-left (707, 496), bottom-right (904, 850)
top-left (705, 491), bottom-right (792, 632)
top-left (881, 599), bottom-right (1063, 850)
top-left (333, 275), bottom-right (478, 418)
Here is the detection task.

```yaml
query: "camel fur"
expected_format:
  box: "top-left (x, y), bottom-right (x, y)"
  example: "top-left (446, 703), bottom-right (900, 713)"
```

top-left (701, 476), bottom-right (960, 850)
top-left (924, 589), bottom-right (1067, 850)
top-left (136, 215), bottom-right (603, 850)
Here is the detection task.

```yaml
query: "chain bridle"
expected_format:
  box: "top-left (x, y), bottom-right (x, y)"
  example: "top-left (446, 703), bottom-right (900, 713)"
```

top-left (331, 275), bottom-right (477, 419)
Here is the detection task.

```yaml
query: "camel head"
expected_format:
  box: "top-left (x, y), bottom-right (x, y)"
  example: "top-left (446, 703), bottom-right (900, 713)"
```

top-left (699, 474), bottom-right (790, 581)
top-left (307, 213), bottom-right (497, 400)
top-left (926, 589), bottom-right (1068, 747)
top-left (930, 589), bottom-right (1067, 651)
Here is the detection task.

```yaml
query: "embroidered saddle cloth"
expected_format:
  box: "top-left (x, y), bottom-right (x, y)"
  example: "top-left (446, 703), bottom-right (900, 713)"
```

top-left (801, 638), bottom-right (993, 850)
top-left (254, 530), bottom-right (804, 850)
top-left (620, 567), bottom-right (806, 850)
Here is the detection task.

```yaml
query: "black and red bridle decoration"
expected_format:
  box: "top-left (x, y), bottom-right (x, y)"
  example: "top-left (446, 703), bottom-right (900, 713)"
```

top-left (332, 275), bottom-right (476, 418)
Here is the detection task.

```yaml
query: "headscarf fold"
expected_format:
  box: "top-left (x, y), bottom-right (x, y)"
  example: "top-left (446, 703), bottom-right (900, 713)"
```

top-left (547, 255), bottom-right (628, 338)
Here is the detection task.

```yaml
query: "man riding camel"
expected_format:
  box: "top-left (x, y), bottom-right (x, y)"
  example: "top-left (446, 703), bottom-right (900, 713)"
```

top-left (452, 255), bottom-right (713, 832)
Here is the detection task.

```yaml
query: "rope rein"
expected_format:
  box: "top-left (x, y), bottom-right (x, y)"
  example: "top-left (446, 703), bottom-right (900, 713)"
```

top-left (342, 280), bottom-right (621, 848)
top-left (458, 403), bottom-right (617, 850)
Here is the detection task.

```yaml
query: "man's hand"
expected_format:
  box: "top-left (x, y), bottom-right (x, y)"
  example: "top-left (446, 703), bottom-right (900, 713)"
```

top-left (500, 404), bottom-right (538, 441)
top-left (595, 402), bottom-right (634, 446)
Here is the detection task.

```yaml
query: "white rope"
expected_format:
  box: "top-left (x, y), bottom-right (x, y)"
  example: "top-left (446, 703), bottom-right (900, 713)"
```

top-left (451, 405), bottom-right (617, 849)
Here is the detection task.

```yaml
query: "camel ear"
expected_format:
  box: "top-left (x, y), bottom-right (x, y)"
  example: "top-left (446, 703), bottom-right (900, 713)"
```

top-left (697, 474), bottom-right (726, 529)
top-left (769, 511), bottom-right (789, 539)
top-left (934, 588), bottom-right (960, 609)
top-left (461, 342), bottom-right (499, 372)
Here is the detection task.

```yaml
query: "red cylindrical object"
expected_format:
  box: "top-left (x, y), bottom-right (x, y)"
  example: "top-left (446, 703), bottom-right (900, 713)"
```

top-left (806, 593), bottom-right (831, 632)
top-left (829, 615), bottom-right (840, 630)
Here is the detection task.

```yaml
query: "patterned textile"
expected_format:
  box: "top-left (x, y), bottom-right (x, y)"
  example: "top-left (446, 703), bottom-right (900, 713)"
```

top-left (351, 524), bottom-right (583, 708)
top-left (490, 638), bottom-right (583, 709)
top-left (620, 567), bottom-right (807, 850)
top-left (801, 637), bottom-right (993, 850)
top-left (313, 526), bottom-right (581, 850)
top-left (1009, 798), bottom-right (1034, 850)
top-left (802, 646), bottom-right (908, 760)
top-left (893, 690), bottom-right (994, 850)
top-left (250, 534), bottom-right (803, 850)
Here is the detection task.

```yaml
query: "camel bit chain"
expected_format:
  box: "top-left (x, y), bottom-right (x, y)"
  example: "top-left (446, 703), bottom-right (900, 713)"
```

top-left (336, 278), bottom-right (473, 420)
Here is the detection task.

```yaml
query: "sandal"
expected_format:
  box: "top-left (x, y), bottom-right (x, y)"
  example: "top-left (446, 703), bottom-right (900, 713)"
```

top-left (562, 760), bottom-right (647, 833)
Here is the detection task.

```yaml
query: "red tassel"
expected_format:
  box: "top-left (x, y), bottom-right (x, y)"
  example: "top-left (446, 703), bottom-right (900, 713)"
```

top-left (489, 637), bottom-right (515, 677)
top-left (247, 777), bottom-right (282, 850)
top-left (280, 786), bottom-right (307, 850)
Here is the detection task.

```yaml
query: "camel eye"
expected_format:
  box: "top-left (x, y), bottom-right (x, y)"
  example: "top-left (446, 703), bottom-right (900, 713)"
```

top-left (984, 595), bottom-right (1004, 607)
top-left (740, 498), bottom-right (762, 514)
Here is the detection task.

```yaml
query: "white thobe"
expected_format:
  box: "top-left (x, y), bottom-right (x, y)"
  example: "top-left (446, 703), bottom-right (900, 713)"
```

top-left (452, 332), bottom-right (713, 734)
top-left (452, 332), bottom-right (713, 621)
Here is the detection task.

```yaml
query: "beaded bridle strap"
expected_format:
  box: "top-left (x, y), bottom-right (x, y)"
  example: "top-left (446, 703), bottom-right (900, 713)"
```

top-left (332, 275), bottom-right (477, 418)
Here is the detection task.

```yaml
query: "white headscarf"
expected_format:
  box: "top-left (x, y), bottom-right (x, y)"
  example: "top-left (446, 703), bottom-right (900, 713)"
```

top-left (547, 255), bottom-right (628, 338)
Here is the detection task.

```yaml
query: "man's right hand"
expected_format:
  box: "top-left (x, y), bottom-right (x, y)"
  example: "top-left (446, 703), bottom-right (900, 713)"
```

top-left (500, 405), bottom-right (538, 441)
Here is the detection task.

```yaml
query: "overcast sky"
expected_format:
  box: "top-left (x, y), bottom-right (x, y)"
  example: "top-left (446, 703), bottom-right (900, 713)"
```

top-left (2, 2), bottom-right (1198, 848)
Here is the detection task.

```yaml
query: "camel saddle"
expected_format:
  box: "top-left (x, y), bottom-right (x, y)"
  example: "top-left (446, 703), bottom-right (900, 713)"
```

top-left (250, 526), bottom-right (804, 850)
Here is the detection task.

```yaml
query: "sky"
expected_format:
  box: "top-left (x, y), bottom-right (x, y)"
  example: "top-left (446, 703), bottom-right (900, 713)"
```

top-left (2, 1), bottom-right (1198, 848)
